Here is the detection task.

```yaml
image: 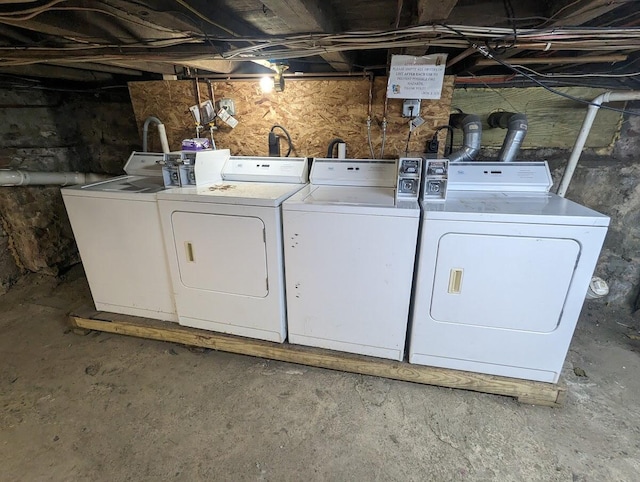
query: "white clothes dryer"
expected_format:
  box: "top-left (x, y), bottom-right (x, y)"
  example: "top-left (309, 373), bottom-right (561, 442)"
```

top-left (157, 156), bottom-right (308, 342)
top-left (409, 161), bottom-right (610, 383)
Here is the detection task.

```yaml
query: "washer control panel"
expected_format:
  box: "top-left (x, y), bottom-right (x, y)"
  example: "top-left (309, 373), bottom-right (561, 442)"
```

top-left (423, 159), bottom-right (448, 202)
top-left (396, 157), bottom-right (422, 203)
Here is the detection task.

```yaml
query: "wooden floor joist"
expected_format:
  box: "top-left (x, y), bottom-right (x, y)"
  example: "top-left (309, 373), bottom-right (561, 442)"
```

top-left (68, 309), bottom-right (567, 408)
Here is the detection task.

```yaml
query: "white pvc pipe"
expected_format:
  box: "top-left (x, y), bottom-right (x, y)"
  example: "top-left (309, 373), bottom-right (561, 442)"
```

top-left (557, 91), bottom-right (640, 197)
top-left (142, 116), bottom-right (170, 154)
top-left (157, 124), bottom-right (170, 153)
top-left (0, 169), bottom-right (109, 186)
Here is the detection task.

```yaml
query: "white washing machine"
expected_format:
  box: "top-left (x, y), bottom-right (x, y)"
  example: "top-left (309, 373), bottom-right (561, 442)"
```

top-left (62, 152), bottom-right (177, 321)
top-left (409, 161), bottom-right (610, 383)
top-left (157, 156), bottom-right (308, 342)
top-left (282, 158), bottom-right (422, 360)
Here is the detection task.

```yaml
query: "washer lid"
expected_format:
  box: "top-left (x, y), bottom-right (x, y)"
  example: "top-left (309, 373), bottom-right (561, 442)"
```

top-left (284, 185), bottom-right (419, 217)
top-left (123, 151), bottom-right (165, 177)
top-left (303, 185), bottom-right (396, 206)
top-left (156, 181), bottom-right (306, 207)
top-left (61, 175), bottom-right (166, 200)
top-left (80, 176), bottom-right (166, 193)
top-left (423, 191), bottom-right (610, 226)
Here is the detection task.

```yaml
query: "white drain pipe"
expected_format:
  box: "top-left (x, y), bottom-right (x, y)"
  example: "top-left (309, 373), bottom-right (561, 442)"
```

top-left (142, 116), bottom-right (170, 153)
top-left (557, 91), bottom-right (640, 197)
top-left (0, 169), bottom-right (109, 186)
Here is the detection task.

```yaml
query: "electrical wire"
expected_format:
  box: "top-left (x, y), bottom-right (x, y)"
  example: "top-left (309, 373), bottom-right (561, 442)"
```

top-left (0, 0), bottom-right (69, 17)
top-left (481, 49), bottom-right (640, 116)
top-left (327, 138), bottom-right (345, 158)
top-left (404, 129), bottom-right (412, 156)
top-left (171, 0), bottom-right (238, 37)
top-left (512, 64), bottom-right (640, 79)
top-left (270, 125), bottom-right (293, 157)
top-left (431, 125), bottom-right (454, 156)
top-left (438, 23), bottom-right (640, 117)
top-left (0, 6), bottom-right (189, 37)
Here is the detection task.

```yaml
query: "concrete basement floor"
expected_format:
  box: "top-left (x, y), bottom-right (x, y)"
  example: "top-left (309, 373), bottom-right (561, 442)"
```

top-left (1, 266), bottom-right (640, 481)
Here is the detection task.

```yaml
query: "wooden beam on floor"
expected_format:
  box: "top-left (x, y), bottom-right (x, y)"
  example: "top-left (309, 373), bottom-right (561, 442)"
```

top-left (69, 310), bottom-right (567, 407)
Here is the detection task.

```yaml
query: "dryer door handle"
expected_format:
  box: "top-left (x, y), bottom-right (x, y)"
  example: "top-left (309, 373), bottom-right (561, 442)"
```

top-left (185, 241), bottom-right (195, 262)
top-left (448, 268), bottom-right (463, 294)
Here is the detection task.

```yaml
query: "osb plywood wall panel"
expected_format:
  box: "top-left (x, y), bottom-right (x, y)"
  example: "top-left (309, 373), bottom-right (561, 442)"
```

top-left (128, 76), bottom-right (454, 158)
top-left (452, 86), bottom-right (623, 151)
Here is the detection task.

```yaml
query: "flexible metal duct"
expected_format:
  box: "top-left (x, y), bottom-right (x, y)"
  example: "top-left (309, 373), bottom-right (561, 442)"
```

top-left (488, 112), bottom-right (528, 162)
top-left (447, 113), bottom-right (482, 162)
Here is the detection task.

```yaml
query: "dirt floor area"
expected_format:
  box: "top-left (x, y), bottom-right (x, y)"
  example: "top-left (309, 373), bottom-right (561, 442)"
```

top-left (1, 266), bottom-right (640, 481)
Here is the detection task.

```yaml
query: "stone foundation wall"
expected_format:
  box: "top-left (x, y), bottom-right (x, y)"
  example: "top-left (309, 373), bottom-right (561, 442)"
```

top-left (0, 87), bottom-right (140, 291)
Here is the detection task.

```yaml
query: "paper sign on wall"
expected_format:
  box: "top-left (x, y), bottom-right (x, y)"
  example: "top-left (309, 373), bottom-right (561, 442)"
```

top-left (386, 54), bottom-right (448, 99)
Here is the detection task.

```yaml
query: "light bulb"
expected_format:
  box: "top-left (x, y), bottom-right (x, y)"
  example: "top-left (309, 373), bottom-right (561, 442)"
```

top-left (260, 76), bottom-right (274, 93)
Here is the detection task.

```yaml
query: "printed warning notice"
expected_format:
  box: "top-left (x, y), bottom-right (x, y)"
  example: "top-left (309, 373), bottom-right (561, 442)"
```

top-left (386, 54), bottom-right (448, 99)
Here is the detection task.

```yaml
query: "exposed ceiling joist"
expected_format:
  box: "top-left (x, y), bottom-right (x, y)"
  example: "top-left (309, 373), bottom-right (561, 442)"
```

top-left (104, 60), bottom-right (179, 75)
top-left (0, 45), bottom-right (219, 62)
top-left (260, 0), bottom-right (353, 71)
top-left (49, 62), bottom-right (144, 76)
top-left (0, 64), bottom-right (113, 82)
top-left (549, 0), bottom-right (630, 27)
top-left (417, 0), bottom-right (459, 23)
top-left (176, 59), bottom-right (235, 74)
top-left (176, 0), bottom-right (266, 38)
top-left (0, 23), bottom-right (34, 43)
top-left (0, 0), bottom-right (637, 84)
top-left (475, 54), bottom-right (628, 67)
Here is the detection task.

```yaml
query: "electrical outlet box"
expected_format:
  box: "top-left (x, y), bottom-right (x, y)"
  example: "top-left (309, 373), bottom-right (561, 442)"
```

top-left (217, 98), bottom-right (235, 116)
top-left (402, 99), bottom-right (421, 118)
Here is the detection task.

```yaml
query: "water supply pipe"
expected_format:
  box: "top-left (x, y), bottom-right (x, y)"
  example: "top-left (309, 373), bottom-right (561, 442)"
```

top-left (448, 113), bottom-right (482, 162)
top-left (0, 170), bottom-right (109, 186)
top-left (558, 91), bottom-right (640, 197)
top-left (488, 112), bottom-right (528, 162)
top-left (142, 116), bottom-right (170, 153)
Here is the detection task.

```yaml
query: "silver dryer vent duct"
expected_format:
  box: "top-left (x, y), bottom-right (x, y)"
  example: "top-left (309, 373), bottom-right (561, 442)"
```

top-left (488, 112), bottom-right (528, 162)
top-left (447, 113), bottom-right (482, 163)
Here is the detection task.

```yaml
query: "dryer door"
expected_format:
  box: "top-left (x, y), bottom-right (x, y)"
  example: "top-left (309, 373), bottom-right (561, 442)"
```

top-left (430, 233), bottom-right (580, 332)
top-left (171, 212), bottom-right (268, 297)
